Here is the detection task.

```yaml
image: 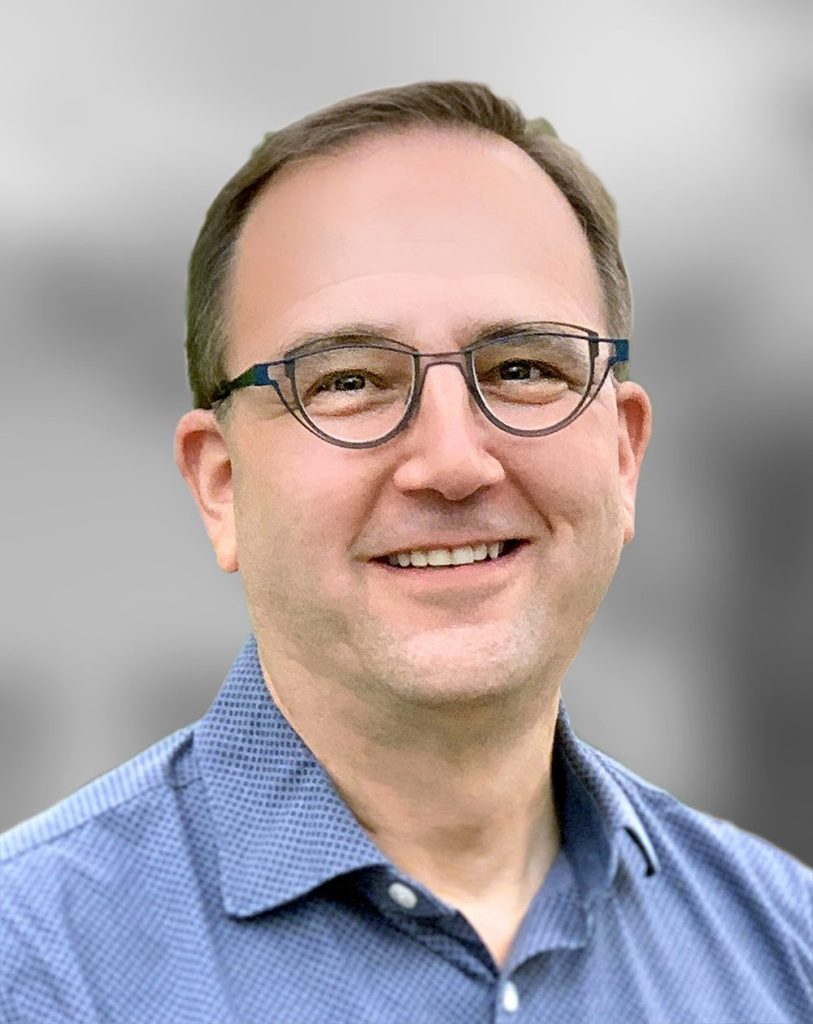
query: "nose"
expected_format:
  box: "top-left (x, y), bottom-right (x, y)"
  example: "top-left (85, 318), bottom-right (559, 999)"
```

top-left (391, 362), bottom-right (506, 500)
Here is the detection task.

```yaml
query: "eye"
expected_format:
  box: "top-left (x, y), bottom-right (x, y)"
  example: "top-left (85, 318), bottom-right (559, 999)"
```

top-left (315, 372), bottom-right (371, 393)
top-left (496, 360), bottom-right (561, 381)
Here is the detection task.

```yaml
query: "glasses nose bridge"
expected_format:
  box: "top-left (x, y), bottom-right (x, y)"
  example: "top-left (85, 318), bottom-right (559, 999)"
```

top-left (414, 349), bottom-right (475, 397)
top-left (408, 349), bottom-right (485, 432)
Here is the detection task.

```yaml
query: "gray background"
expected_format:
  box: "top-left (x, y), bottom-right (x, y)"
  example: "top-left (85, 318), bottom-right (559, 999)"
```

top-left (2, 0), bottom-right (811, 865)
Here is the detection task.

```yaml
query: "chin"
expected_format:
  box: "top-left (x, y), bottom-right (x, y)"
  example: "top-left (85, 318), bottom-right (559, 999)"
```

top-left (352, 619), bottom-right (562, 709)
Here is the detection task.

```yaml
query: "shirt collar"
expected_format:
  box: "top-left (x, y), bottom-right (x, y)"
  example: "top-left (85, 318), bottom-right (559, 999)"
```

top-left (195, 636), bottom-right (659, 919)
top-left (552, 703), bottom-right (660, 901)
top-left (195, 636), bottom-right (388, 918)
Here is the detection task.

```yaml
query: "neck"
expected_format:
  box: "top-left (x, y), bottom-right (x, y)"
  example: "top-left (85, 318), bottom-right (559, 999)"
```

top-left (259, 642), bottom-right (563, 950)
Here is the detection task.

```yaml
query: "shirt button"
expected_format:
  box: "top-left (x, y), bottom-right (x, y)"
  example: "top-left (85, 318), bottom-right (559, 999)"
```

top-left (387, 881), bottom-right (418, 909)
top-left (502, 980), bottom-right (520, 1013)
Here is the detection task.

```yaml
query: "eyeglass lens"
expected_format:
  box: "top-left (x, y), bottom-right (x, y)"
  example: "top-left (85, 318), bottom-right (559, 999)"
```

top-left (280, 333), bottom-right (608, 444)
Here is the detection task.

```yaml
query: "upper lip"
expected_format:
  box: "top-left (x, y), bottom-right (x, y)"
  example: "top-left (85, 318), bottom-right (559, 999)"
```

top-left (371, 537), bottom-right (526, 560)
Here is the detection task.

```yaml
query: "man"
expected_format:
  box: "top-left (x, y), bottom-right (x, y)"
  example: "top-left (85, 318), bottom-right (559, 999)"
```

top-left (1, 81), bottom-right (810, 1024)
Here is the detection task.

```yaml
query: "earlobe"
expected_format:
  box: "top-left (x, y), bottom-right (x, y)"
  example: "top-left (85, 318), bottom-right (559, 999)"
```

top-left (615, 382), bottom-right (653, 545)
top-left (175, 409), bottom-right (239, 573)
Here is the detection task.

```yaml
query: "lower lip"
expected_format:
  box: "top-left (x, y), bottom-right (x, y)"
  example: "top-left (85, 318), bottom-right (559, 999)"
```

top-left (370, 542), bottom-right (529, 588)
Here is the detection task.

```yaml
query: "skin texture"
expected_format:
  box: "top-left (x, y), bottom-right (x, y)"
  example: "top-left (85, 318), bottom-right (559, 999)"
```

top-left (176, 127), bottom-right (652, 966)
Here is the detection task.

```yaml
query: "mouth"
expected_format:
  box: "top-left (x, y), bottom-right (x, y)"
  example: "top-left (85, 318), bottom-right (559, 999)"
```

top-left (373, 538), bottom-right (528, 570)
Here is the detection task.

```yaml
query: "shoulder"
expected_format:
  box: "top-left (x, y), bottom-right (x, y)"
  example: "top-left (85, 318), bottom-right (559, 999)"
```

top-left (593, 745), bottom-right (813, 935)
top-left (1, 724), bottom-right (199, 873)
top-left (0, 726), bottom-right (205, 1017)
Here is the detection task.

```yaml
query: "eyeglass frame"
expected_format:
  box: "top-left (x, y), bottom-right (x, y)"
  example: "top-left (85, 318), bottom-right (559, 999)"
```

top-left (209, 321), bottom-right (630, 450)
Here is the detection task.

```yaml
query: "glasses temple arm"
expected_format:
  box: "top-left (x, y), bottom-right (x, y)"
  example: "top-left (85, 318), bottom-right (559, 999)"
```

top-left (210, 365), bottom-right (266, 405)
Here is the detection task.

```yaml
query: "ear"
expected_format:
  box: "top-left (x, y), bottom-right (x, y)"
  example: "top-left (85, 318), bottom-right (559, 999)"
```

top-left (615, 382), bottom-right (653, 545)
top-left (175, 409), bottom-right (238, 573)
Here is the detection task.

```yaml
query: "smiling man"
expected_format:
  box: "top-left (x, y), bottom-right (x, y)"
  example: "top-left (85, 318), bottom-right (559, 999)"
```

top-left (1, 83), bottom-right (810, 1024)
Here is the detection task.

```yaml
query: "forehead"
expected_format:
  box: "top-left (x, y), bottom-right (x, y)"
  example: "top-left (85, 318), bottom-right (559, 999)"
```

top-left (228, 128), bottom-right (603, 366)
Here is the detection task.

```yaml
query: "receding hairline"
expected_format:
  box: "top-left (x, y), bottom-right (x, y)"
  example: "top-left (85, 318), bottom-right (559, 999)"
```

top-left (259, 120), bottom-right (545, 184)
top-left (187, 82), bottom-right (631, 412)
top-left (221, 123), bottom-right (607, 369)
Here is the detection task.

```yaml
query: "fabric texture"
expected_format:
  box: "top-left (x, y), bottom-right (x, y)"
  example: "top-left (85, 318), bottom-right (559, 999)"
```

top-left (1, 635), bottom-right (811, 1023)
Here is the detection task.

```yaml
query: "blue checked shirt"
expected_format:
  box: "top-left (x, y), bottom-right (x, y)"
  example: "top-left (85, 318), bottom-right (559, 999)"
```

top-left (1, 636), bottom-right (811, 1023)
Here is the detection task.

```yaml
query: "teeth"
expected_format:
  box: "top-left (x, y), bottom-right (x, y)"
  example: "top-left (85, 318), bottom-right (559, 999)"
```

top-left (451, 546), bottom-right (475, 565)
top-left (386, 541), bottom-right (508, 568)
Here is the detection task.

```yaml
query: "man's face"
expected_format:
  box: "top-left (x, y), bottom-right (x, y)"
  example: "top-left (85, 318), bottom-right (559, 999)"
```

top-left (180, 129), bottom-right (651, 706)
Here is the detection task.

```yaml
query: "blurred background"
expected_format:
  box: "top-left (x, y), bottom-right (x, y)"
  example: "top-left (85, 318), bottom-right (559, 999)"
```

top-left (1, 0), bottom-right (811, 864)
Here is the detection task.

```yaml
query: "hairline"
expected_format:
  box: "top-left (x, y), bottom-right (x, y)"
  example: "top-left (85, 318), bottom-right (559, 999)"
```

top-left (214, 124), bottom-right (619, 401)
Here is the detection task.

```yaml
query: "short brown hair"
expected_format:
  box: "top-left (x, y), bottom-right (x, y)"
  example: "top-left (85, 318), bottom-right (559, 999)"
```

top-left (186, 81), bottom-right (631, 410)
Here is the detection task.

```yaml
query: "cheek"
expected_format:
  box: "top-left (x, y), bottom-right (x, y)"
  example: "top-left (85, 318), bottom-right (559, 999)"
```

top-left (233, 440), bottom-right (374, 562)
top-left (523, 439), bottom-right (626, 624)
top-left (529, 428), bottom-right (617, 496)
top-left (519, 429), bottom-right (625, 546)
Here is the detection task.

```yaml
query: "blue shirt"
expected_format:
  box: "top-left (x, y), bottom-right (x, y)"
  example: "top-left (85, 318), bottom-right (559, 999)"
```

top-left (1, 637), bottom-right (810, 1023)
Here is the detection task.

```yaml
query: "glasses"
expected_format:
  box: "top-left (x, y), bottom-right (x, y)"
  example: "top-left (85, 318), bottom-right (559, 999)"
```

top-left (210, 321), bottom-right (629, 449)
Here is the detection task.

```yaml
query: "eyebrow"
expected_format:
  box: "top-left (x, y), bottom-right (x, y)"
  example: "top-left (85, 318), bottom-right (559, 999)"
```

top-left (279, 317), bottom-right (584, 360)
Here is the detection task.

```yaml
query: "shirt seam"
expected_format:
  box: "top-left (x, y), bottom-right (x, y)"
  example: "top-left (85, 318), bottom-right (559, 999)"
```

top-left (0, 767), bottom-right (202, 868)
